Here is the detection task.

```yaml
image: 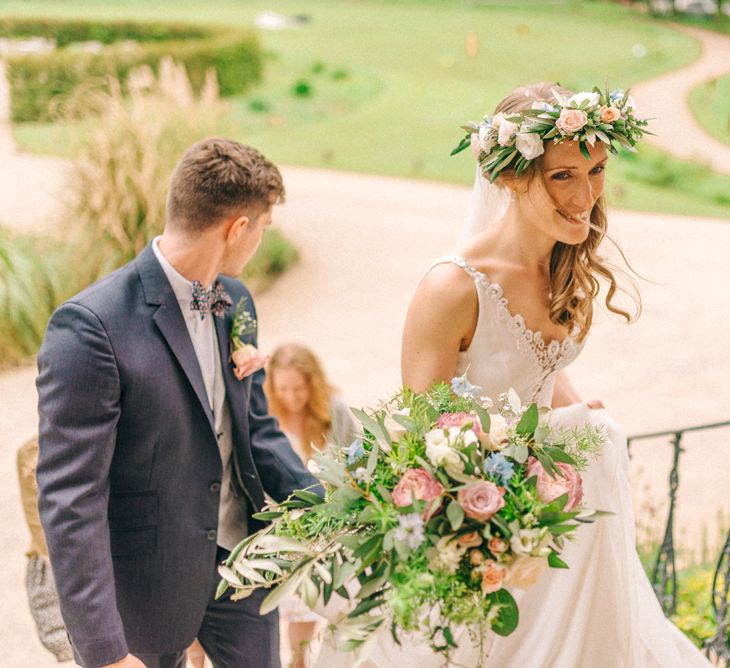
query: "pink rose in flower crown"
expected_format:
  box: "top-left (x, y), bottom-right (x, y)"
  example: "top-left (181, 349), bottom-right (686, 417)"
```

top-left (392, 468), bottom-right (444, 519)
top-left (477, 559), bottom-right (508, 595)
top-left (556, 108), bottom-right (588, 135)
top-left (457, 481), bottom-right (506, 522)
top-left (437, 412), bottom-right (483, 438)
top-left (526, 457), bottom-right (583, 511)
top-left (599, 106), bottom-right (621, 124)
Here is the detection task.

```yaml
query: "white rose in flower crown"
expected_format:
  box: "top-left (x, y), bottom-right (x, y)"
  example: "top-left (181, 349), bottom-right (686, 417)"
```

top-left (491, 112), bottom-right (505, 130)
top-left (478, 124), bottom-right (496, 153)
top-left (497, 119), bottom-right (519, 147)
top-left (515, 132), bottom-right (544, 160)
top-left (567, 91), bottom-right (600, 108)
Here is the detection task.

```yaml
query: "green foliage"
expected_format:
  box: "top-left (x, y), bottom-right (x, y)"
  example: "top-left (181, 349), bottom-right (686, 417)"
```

top-left (616, 144), bottom-right (730, 207)
top-left (690, 74), bottom-right (730, 149)
top-left (10, 1), bottom-right (725, 218)
top-left (671, 564), bottom-right (720, 650)
top-left (241, 229), bottom-right (299, 291)
top-left (0, 226), bottom-right (80, 367)
top-left (1, 17), bottom-right (261, 122)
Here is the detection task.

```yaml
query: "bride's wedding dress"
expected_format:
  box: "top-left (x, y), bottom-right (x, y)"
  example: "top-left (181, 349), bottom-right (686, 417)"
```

top-left (315, 255), bottom-right (710, 668)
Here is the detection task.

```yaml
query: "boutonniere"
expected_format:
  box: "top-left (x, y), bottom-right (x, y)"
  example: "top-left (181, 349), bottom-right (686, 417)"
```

top-left (230, 298), bottom-right (268, 381)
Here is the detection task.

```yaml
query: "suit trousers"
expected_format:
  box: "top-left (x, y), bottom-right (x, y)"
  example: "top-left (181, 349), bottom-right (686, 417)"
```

top-left (135, 548), bottom-right (280, 668)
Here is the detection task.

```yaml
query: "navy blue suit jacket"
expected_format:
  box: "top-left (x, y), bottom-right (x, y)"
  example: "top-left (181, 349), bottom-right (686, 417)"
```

top-left (36, 244), bottom-right (321, 667)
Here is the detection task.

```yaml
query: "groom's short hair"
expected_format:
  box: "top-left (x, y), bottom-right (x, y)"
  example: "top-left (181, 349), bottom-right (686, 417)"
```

top-left (166, 137), bottom-right (285, 231)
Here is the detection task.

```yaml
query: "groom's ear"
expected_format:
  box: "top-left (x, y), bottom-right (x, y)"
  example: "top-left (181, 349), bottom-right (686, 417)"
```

top-left (223, 215), bottom-right (251, 242)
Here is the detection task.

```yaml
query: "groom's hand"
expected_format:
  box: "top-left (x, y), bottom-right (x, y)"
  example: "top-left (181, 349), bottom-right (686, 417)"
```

top-left (102, 655), bottom-right (146, 668)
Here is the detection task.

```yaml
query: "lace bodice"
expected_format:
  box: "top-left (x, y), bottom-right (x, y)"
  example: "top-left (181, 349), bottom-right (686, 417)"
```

top-left (433, 255), bottom-right (584, 406)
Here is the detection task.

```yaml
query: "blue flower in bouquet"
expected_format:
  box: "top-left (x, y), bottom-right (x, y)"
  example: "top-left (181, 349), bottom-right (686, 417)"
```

top-left (346, 438), bottom-right (366, 464)
top-left (394, 512), bottom-right (426, 550)
top-left (484, 452), bottom-right (515, 484)
top-left (450, 372), bottom-right (482, 399)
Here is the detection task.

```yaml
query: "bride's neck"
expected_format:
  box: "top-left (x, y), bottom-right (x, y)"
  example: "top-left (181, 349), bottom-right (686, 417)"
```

top-left (491, 209), bottom-right (555, 272)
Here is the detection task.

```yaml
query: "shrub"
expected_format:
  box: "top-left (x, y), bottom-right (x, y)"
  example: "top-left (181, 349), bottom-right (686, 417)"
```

top-left (1, 17), bottom-right (262, 122)
top-left (242, 229), bottom-right (299, 292)
top-left (0, 226), bottom-right (79, 367)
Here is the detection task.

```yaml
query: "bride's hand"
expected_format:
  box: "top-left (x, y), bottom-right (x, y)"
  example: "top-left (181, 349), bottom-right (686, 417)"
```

top-left (586, 399), bottom-right (605, 409)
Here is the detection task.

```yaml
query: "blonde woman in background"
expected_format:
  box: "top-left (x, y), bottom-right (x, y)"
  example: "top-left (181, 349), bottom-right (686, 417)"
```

top-left (265, 343), bottom-right (356, 668)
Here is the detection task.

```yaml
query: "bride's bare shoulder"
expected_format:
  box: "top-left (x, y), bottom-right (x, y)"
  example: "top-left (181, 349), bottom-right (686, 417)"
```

top-left (417, 260), bottom-right (476, 305)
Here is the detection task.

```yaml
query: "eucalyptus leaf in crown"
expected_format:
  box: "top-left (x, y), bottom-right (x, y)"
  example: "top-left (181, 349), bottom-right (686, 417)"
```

top-left (451, 87), bottom-right (651, 183)
top-left (217, 375), bottom-right (609, 665)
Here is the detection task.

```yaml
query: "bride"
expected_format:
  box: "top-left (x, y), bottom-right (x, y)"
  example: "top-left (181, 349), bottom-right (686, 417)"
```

top-left (317, 82), bottom-right (710, 667)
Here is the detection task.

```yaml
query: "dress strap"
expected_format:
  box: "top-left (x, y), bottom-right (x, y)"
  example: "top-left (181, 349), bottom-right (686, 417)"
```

top-left (428, 255), bottom-right (485, 283)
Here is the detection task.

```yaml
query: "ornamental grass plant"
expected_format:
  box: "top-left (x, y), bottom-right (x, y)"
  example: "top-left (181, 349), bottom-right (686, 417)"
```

top-left (62, 58), bottom-right (227, 286)
top-left (0, 226), bottom-right (79, 367)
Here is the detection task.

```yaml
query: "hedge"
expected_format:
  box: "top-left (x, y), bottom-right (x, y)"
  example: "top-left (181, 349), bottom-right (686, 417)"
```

top-left (1, 18), bottom-right (262, 122)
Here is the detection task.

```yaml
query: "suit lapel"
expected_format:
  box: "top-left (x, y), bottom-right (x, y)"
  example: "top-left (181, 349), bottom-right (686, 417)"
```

top-left (154, 305), bottom-right (216, 435)
top-left (214, 312), bottom-right (252, 422)
top-left (136, 244), bottom-right (216, 435)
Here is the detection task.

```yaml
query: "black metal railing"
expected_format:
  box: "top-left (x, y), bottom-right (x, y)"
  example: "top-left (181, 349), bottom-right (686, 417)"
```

top-left (628, 420), bottom-right (730, 665)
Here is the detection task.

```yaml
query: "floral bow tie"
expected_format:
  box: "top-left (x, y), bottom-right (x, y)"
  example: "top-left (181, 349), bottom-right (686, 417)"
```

top-left (190, 280), bottom-right (232, 320)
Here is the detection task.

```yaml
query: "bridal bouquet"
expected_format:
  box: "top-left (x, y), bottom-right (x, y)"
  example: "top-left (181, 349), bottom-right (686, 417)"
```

top-left (218, 375), bottom-right (606, 662)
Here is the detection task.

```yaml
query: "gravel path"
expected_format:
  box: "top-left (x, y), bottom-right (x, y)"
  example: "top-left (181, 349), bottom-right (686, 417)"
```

top-left (632, 24), bottom-right (730, 174)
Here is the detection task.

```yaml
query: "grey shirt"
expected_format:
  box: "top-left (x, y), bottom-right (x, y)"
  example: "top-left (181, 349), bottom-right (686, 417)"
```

top-left (152, 238), bottom-right (247, 549)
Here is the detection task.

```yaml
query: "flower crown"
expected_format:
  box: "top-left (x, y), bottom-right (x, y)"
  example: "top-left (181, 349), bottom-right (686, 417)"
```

top-left (451, 87), bottom-right (650, 183)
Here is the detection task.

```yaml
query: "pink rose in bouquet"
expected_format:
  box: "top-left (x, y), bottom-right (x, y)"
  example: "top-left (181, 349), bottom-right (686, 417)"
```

top-left (526, 457), bottom-right (583, 511)
top-left (477, 559), bottom-right (508, 595)
top-left (457, 481), bottom-right (505, 522)
top-left (392, 468), bottom-right (444, 519)
top-left (457, 531), bottom-right (483, 549)
top-left (488, 536), bottom-right (508, 556)
top-left (436, 412), bottom-right (483, 438)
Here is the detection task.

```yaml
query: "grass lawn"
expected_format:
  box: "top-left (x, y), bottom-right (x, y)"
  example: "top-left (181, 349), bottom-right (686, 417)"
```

top-left (5, 0), bottom-right (730, 217)
top-left (689, 74), bottom-right (730, 147)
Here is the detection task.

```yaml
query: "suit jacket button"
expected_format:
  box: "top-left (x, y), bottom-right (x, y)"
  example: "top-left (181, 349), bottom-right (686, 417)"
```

top-left (206, 530), bottom-right (217, 541)
top-left (210, 482), bottom-right (221, 493)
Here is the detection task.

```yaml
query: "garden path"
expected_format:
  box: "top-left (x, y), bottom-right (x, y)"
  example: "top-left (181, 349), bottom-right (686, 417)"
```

top-left (0, 61), bottom-right (70, 235)
top-left (632, 24), bottom-right (730, 174)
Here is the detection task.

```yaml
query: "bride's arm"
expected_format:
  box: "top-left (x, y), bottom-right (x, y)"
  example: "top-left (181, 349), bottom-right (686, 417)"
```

top-left (401, 265), bottom-right (478, 393)
top-left (552, 369), bottom-right (604, 409)
top-left (551, 369), bottom-right (582, 407)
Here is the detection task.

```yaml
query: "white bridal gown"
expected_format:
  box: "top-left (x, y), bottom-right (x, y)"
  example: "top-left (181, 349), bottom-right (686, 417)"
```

top-left (316, 255), bottom-right (711, 668)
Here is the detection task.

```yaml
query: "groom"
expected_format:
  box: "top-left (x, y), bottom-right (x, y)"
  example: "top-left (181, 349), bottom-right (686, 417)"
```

top-left (36, 138), bottom-right (321, 668)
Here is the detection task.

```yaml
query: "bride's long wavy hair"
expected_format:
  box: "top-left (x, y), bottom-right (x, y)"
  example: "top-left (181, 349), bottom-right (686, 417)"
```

top-left (494, 82), bottom-right (641, 342)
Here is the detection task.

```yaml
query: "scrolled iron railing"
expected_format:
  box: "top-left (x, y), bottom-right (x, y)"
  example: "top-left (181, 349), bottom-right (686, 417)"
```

top-left (628, 420), bottom-right (730, 665)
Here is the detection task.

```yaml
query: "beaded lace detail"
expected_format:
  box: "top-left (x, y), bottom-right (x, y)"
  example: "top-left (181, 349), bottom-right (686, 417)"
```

top-left (434, 255), bottom-right (583, 401)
